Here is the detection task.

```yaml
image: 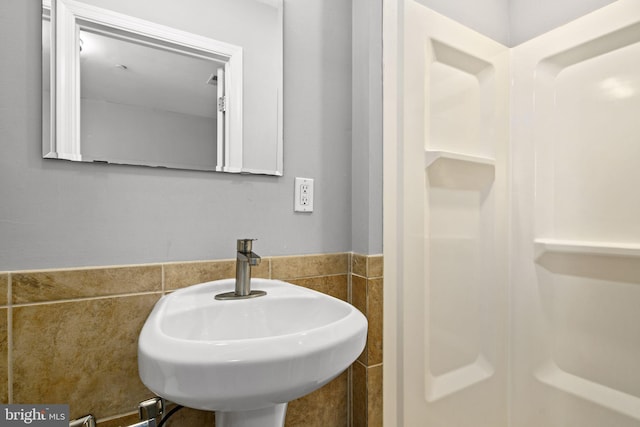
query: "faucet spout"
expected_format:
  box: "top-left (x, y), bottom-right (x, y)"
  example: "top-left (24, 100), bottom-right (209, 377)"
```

top-left (237, 251), bottom-right (261, 266)
top-left (235, 249), bottom-right (261, 296)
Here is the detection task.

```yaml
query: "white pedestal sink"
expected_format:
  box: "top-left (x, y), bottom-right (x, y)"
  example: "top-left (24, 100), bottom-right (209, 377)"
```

top-left (138, 279), bottom-right (367, 427)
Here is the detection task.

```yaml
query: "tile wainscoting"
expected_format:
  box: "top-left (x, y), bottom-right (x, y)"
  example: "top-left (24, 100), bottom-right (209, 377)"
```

top-left (0, 253), bottom-right (382, 426)
top-left (351, 254), bottom-right (383, 427)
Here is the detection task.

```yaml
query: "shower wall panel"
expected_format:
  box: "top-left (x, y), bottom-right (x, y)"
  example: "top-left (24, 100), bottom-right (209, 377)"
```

top-left (389, 0), bottom-right (640, 425)
top-left (511, 1), bottom-right (640, 425)
top-left (399, 3), bottom-right (510, 425)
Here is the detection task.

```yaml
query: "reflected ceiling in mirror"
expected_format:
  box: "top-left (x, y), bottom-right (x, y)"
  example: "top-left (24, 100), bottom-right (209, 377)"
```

top-left (79, 29), bottom-right (226, 170)
top-left (42, 0), bottom-right (283, 175)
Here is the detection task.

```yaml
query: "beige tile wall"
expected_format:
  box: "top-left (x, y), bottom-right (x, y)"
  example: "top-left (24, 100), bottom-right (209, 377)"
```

top-left (0, 253), bottom-right (382, 427)
top-left (0, 272), bottom-right (7, 404)
top-left (351, 254), bottom-right (383, 427)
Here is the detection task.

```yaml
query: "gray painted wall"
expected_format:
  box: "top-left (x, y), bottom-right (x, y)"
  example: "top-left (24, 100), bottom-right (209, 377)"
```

top-left (509, 0), bottom-right (616, 45)
top-left (352, 0), bottom-right (383, 255)
top-left (3, 0), bottom-right (609, 270)
top-left (419, 0), bottom-right (616, 46)
top-left (0, 0), bottom-right (354, 270)
top-left (417, 0), bottom-right (510, 45)
top-left (79, 99), bottom-right (218, 169)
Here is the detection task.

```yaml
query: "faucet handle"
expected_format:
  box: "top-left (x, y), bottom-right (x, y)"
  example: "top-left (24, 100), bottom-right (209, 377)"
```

top-left (237, 238), bottom-right (257, 253)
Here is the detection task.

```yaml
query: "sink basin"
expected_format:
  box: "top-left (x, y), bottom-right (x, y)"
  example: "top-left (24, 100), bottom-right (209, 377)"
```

top-left (138, 278), bottom-right (367, 426)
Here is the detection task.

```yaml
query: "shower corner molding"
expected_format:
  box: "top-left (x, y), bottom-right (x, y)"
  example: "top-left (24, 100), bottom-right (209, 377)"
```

top-left (534, 238), bottom-right (640, 258)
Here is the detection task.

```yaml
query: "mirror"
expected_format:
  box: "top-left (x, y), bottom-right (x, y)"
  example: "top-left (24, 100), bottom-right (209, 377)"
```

top-left (42, 0), bottom-right (283, 175)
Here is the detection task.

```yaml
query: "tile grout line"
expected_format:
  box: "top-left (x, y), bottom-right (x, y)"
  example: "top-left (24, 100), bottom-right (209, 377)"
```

top-left (354, 358), bottom-right (384, 369)
top-left (95, 410), bottom-right (138, 425)
top-left (161, 264), bottom-right (165, 294)
top-left (364, 257), bottom-right (370, 424)
top-left (10, 291), bottom-right (165, 308)
top-left (347, 253), bottom-right (353, 427)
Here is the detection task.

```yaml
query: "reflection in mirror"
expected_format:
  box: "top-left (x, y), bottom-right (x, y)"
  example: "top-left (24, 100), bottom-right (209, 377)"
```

top-left (42, 0), bottom-right (283, 175)
top-left (82, 28), bottom-right (229, 169)
top-left (79, 30), bottom-right (227, 170)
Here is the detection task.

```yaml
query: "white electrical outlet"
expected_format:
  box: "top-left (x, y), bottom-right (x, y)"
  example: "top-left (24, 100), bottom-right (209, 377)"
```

top-left (294, 177), bottom-right (314, 212)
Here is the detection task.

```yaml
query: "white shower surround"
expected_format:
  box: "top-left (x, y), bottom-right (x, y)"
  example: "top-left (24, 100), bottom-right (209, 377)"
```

top-left (383, 0), bottom-right (640, 425)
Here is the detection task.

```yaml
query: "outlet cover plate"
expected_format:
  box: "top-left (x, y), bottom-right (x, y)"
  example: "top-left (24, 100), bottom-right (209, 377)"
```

top-left (294, 177), bottom-right (314, 212)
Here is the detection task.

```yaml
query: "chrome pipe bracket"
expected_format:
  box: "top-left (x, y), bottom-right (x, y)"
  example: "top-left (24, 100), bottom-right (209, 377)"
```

top-left (69, 414), bottom-right (96, 427)
top-left (138, 397), bottom-right (164, 425)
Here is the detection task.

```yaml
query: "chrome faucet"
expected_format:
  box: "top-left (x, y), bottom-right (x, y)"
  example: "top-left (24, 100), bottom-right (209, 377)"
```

top-left (235, 238), bottom-right (261, 296)
top-left (215, 239), bottom-right (266, 300)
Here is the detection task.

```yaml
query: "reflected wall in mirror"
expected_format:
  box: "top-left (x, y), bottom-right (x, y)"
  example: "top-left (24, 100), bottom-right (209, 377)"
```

top-left (42, 0), bottom-right (283, 175)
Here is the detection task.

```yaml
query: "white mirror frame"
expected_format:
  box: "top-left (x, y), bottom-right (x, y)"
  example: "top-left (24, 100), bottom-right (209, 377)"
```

top-left (44, 0), bottom-right (244, 173)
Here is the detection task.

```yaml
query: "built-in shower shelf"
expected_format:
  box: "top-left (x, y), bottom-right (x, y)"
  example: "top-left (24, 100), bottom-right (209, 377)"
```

top-left (534, 238), bottom-right (640, 258)
top-left (425, 150), bottom-right (495, 190)
top-left (536, 362), bottom-right (640, 421)
top-left (425, 150), bottom-right (495, 168)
